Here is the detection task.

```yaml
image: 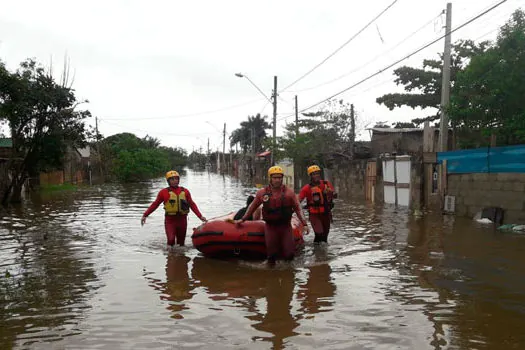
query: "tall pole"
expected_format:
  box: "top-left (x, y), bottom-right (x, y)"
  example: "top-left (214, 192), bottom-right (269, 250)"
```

top-left (271, 76), bottom-right (277, 166)
top-left (251, 127), bottom-right (255, 154)
top-left (294, 95), bottom-right (299, 191)
top-left (95, 116), bottom-right (102, 180)
top-left (95, 116), bottom-right (99, 138)
top-left (223, 123), bottom-right (226, 170)
top-left (439, 3), bottom-right (452, 152)
top-left (350, 104), bottom-right (355, 158)
top-left (295, 95), bottom-right (299, 138)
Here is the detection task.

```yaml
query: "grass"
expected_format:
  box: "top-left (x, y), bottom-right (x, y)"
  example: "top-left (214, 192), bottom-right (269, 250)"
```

top-left (40, 183), bottom-right (78, 193)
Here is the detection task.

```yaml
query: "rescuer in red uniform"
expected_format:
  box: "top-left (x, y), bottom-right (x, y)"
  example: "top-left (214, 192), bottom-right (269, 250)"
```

top-left (235, 166), bottom-right (308, 264)
top-left (141, 170), bottom-right (207, 247)
top-left (299, 165), bottom-right (337, 244)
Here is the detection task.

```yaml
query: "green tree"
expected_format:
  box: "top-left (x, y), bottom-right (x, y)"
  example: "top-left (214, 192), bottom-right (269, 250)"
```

top-left (188, 151), bottom-right (208, 169)
top-left (449, 9), bottom-right (525, 147)
top-left (278, 99), bottom-right (361, 168)
top-left (0, 59), bottom-right (91, 204)
top-left (97, 132), bottom-right (184, 182)
top-left (376, 40), bottom-right (489, 126)
top-left (229, 113), bottom-right (271, 153)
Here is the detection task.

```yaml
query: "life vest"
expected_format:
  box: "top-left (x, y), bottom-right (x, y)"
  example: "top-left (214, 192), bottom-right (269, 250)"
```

top-left (307, 180), bottom-right (334, 215)
top-left (164, 187), bottom-right (190, 215)
top-left (262, 185), bottom-right (294, 224)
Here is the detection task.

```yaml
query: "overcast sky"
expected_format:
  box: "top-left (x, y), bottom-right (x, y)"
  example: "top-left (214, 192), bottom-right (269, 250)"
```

top-left (0, 0), bottom-right (521, 153)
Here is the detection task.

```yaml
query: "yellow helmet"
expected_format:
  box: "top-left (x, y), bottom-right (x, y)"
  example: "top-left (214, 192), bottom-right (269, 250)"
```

top-left (307, 165), bottom-right (321, 176)
top-left (165, 170), bottom-right (180, 179)
top-left (268, 166), bottom-right (284, 177)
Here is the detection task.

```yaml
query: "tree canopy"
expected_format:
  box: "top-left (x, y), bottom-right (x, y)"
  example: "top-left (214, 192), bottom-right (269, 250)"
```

top-left (0, 58), bottom-right (91, 203)
top-left (449, 9), bottom-right (525, 147)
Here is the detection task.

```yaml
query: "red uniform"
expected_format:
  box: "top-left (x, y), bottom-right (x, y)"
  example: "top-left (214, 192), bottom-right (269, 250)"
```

top-left (242, 185), bottom-right (306, 262)
top-left (143, 186), bottom-right (203, 246)
top-left (299, 180), bottom-right (336, 243)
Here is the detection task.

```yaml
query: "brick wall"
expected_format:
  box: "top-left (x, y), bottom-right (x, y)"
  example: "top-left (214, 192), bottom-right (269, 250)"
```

top-left (447, 173), bottom-right (525, 224)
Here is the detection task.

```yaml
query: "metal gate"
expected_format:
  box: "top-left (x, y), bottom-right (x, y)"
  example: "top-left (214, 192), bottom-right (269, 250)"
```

top-left (382, 155), bottom-right (411, 206)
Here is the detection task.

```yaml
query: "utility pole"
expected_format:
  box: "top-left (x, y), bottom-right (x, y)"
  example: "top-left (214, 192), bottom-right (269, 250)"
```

top-left (207, 138), bottom-right (210, 155)
top-left (295, 95), bottom-right (299, 138)
top-left (271, 76), bottom-right (277, 166)
top-left (223, 123), bottom-right (226, 171)
top-left (439, 2), bottom-right (452, 152)
top-left (294, 95), bottom-right (299, 191)
top-left (95, 116), bottom-right (102, 181)
top-left (251, 127), bottom-right (255, 155)
top-left (95, 116), bottom-right (99, 138)
top-left (350, 104), bottom-right (355, 158)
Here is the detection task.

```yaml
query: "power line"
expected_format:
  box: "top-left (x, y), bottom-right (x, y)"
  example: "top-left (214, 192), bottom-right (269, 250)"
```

top-left (278, 0), bottom-right (508, 122)
top-left (101, 97), bottom-right (264, 121)
top-left (285, 11), bottom-right (443, 94)
top-left (279, 0), bottom-right (400, 93)
top-left (99, 118), bottom-right (216, 137)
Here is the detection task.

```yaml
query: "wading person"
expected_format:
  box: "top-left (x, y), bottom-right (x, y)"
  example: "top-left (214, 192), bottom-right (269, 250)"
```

top-left (299, 165), bottom-right (337, 244)
top-left (235, 166), bottom-right (308, 264)
top-left (141, 170), bottom-right (207, 247)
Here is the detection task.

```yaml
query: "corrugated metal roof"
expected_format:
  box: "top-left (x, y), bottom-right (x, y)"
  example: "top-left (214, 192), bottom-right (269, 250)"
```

top-left (369, 128), bottom-right (423, 133)
top-left (0, 138), bottom-right (13, 148)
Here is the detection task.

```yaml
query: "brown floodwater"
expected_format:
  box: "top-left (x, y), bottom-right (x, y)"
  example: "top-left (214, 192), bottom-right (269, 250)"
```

top-left (1, 169), bottom-right (525, 349)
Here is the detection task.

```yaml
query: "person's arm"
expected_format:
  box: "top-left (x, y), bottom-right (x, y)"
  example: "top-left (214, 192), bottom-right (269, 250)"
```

top-left (141, 190), bottom-right (165, 225)
top-left (298, 185), bottom-right (308, 203)
top-left (185, 189), bottom-right (206, 222)
top-left (327, 181), bottom-right (337, 198)
top-left (291, 190), bottom-right (308, 226)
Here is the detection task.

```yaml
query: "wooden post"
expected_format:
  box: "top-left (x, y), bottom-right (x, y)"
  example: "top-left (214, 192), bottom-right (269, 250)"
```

top-left (393, 156), bottom-right (398, 206)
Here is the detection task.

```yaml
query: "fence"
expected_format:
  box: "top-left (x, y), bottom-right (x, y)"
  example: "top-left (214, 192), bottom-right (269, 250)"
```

top-left (437, 144), bottom-right (525, 174)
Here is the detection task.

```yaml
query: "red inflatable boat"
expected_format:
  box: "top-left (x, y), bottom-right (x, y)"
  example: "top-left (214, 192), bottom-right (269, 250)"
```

top-left (191, 212), bottom-right (305, 259)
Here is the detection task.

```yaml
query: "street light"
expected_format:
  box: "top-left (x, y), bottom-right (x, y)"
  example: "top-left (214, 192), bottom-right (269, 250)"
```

top-left (234, 73), bottom-right (272, 103)
top-left (235, 73), bottom-right (278, 166)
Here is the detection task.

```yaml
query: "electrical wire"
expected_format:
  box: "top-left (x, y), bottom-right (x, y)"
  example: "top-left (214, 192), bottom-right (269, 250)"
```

top-left (285, 11), bottom-right (443, 94)
top-left (277, 0), bottom-right (508, 122)
top-left (279, 0), bottom-right (400, 93)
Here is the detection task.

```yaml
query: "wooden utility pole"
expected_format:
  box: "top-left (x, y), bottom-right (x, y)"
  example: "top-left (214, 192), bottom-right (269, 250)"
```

top-left (271, 76), bottom-right (277, 165)
top-left (223, 123), bottom-right (226, 170)
top-left (439, 3), bottom-right (452, 152)
top-left (350, 104), bottom-right (355, 158)
top-left (295, 95), bottom-right (299, 138)
top-left (95, 116), bottom-right (103, 181)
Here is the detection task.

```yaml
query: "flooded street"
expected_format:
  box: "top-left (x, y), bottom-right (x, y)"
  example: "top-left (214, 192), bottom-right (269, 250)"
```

top-left (1, 169), bottom-right (525, 349)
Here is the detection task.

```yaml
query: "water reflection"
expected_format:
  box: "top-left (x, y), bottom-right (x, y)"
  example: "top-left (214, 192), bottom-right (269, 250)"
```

top-left (250, 268), bottom-right (299, 349)
top-left (145, 253), bottom-right (196, 319)
top-left (298, 249), bottom-right (336, 317)
top-left (191, 257), bottom-right (300, 349)
top-left (0, 193), bottom-right (100, 349)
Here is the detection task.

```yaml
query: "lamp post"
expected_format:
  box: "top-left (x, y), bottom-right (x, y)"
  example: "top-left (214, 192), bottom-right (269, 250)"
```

top-left (235, 73), bottom-right (277, 165)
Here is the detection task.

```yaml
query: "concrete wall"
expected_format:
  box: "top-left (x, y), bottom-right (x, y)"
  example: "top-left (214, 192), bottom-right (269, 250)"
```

top-left (330, 159), bottom-right (368, 200)
top-left (371, 131), bottom-right (424, 157)
top-left (447, 173), bottom-right (525, 224)
top-left (329, 156), bottom-right (423, 210)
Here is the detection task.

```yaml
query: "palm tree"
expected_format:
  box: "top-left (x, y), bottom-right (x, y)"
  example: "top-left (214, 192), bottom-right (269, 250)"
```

top-left (230, 113), bottom-right (271, 153)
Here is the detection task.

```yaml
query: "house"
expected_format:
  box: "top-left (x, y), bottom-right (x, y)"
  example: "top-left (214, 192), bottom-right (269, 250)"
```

top-left (40, 145), bottom-right (92, 186)
top-left (368, 128), bottom-right (454, 157)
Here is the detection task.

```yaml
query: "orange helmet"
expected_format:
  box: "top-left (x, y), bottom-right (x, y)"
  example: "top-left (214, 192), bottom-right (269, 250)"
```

top-left (268, 166), bottom-right (284, 177)
top-left (165, 170), bottom-right (180, 179)
top-left (307, 165), bottom-right (321, 176)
